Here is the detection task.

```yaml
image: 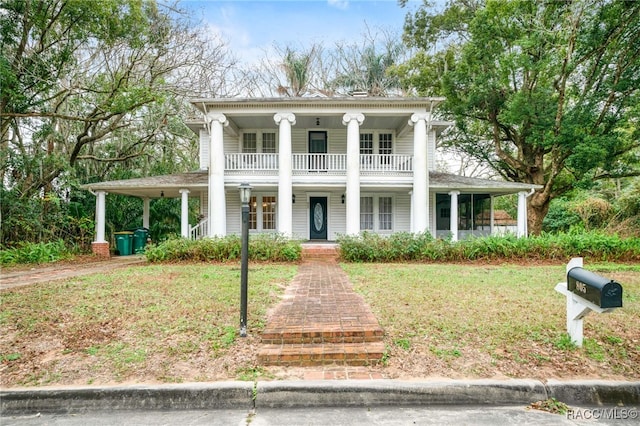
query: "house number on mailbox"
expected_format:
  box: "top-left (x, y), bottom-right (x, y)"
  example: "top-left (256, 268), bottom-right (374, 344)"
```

top-left (576, 281), bottom-right (587, 293)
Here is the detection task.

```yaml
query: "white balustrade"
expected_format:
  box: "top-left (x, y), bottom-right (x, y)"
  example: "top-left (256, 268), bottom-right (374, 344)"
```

top-left (189, 219), bottom-right (208, 240)
top-left (225, 153), bottom-right (413, 174)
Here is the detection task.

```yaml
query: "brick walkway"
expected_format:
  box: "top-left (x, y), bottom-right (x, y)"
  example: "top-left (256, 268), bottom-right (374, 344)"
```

top-left (258, 252), bottom-right (385, 366)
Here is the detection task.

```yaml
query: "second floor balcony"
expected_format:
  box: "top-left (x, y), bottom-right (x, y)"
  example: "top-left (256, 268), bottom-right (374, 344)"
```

top-left (224, 153), bottom-right (413, 176)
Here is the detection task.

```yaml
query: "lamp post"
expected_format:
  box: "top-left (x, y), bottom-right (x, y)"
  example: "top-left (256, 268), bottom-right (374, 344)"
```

top-left (238, 182), bottom-right (252, 337)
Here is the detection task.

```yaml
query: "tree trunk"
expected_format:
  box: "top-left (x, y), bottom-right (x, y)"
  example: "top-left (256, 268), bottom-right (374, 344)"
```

top-left (527, 191), bottom-right (551, 236)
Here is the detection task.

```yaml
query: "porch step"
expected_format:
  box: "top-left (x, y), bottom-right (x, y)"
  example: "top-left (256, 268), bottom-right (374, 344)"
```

top-left (257, 341), bottom-right (385, 366)
top-left (261, 326), bottom-right (384, 345)
top-left (301, 244), bottom-right (340, 260)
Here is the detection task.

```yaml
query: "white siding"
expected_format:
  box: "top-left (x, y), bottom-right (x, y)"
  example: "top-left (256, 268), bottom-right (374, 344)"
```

top-left (225, 190), bottom-right (241, 235)
top-left (395, 132), bottom-right (413, 156)
top-left (328, 192), bottom-right (346, 239)
top-left (201, 192), bottom-right (208, 217)
top-left (199, 129), bottom-right (209, 170)
top-left (427, 129), bottom-right (437, 171)
top-left (395, 193), bottom-right (411, 233)
top-left (292, 192), bottom-right (308, 239)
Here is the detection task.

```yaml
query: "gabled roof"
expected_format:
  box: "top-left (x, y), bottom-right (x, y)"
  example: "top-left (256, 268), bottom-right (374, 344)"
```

top-left (80, 171), bottom-right (540, 198)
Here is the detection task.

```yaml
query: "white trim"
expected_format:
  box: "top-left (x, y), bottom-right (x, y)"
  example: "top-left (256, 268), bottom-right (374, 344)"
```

top-left (360, 193), bottom-right (395, 234)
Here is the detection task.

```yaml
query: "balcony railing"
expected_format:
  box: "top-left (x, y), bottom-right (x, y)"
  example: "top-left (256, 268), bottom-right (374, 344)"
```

top-left (224, 153), bottom-right (413, 174)
top-left (292, 154), bottom-right (346, 174)
top-left (225, 153), bottom-right (279, 172)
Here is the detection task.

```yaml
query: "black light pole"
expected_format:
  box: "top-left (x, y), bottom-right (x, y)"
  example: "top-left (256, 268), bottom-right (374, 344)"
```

top-left (239, 182), bottom-right (252, 337)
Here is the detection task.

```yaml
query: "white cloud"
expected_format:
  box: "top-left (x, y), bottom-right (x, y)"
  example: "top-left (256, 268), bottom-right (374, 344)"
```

top-left (327, 0), bottom-right (349, 10)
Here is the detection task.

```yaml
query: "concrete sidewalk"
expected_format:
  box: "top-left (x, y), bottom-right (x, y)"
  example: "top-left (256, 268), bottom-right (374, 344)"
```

top-left (1, 379), bottom-right (639, 415)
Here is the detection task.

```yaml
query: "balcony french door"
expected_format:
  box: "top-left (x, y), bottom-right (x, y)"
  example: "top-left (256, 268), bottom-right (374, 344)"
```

top-left (308, 131), bottom-right (327, 172)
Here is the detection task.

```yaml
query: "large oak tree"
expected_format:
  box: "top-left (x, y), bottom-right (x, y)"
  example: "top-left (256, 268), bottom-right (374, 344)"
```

top-left (397, 0), bottom-right (640, 234)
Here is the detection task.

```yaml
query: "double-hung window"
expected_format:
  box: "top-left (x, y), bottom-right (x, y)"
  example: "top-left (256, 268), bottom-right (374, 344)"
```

top-left (360, 195), bottom-right (393, 232)
top-left (360, 197), bottom-right (374, 230)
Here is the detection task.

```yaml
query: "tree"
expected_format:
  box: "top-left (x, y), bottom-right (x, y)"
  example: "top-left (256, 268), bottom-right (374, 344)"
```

top-left (0, 0), bottom-right (234, 246)
top-left (332, 27), bottom-right (406, 96)
top-left (398, 0), bottom-right (640, 234)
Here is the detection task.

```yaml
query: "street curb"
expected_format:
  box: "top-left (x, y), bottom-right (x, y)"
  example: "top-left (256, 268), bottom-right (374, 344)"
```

top-left (546, 380), bottom-right (640, 405)
top-left (256, 379), bottom-right (546, 408)
top-left (2, 380), bottom-right (639, 415)
top-left (0, 382), bottom-right (254, 415)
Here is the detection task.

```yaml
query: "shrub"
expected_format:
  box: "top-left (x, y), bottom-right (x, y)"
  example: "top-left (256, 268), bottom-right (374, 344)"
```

top-left (337, 231), bottom-right (640, 263)
top-left (145, 234), bottom-right (301, 263)
top-left (0, 240), bottom-right (72, 265)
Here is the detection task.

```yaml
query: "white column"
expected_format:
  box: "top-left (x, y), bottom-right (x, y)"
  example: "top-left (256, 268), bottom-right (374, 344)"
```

top-left (142, 197), bottom-right (150, 229)
top-left (343, 113), bottom-right (365, 235)
top-left (95, 191), bottom-right (107, 243)
top-left (517, 191), bottom-right (527, 237)
top-left (274, 112), bottom-right (296, 238)
top-left (207, 113), bottom-right (228, 237)
top-left (410, 113), bottom-right (429, 234)
top-left (449, 190), bottom-right (460, 242)
top-left (180, 189), bottom-right (190, 238)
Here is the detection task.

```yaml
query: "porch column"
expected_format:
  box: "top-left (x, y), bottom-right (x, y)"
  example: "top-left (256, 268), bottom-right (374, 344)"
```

top-left (274, 112), bottom-right (296, 238)
top-left (95, 190), bottom-right (107, 243)
top-left (180, 189), bottom-right (190, 238)
top-left (449, 191), bottom-right (460, 242)
top-left (410, 113), bottom-right (429, 234)
top-left (343, 113), bottom-right (365, 235)
top-left (142, 197), bottom-right (150, 229)
top-left (91, 190), bottom-right (109, 257)
top-left (517, 191), bottom-right (528, 237)
top-left (207, 113), bottom-right (228, 237)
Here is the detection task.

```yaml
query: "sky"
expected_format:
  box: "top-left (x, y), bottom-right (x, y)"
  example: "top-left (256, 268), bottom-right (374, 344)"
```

top-left (182, 0), bottom-right (423, 64)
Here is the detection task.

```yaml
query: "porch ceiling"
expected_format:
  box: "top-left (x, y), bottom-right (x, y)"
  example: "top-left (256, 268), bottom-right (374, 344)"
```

top-left (80, 171), bottom-right (541, 199)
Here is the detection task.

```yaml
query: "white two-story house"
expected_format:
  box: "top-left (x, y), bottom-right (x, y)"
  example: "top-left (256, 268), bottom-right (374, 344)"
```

top-left (83, 97), bottom-right (540, 256)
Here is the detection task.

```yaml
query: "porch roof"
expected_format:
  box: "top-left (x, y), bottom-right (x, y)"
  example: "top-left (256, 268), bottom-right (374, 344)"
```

top-left (80, 171), bottom-right (541, 199)
top-left (187, 96), bottom-right (452, 136)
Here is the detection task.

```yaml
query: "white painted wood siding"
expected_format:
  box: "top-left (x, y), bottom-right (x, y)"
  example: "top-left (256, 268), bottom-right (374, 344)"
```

top-left (199, 129), bottom-right (209, 170)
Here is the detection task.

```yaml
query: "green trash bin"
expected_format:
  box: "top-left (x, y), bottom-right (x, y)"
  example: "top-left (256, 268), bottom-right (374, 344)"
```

top-left (114, 231), bottom-right (133, 256)
top-left (133, 228), bottom-right (149, 254)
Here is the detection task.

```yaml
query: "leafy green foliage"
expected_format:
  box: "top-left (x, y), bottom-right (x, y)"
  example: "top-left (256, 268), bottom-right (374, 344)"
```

top-left (0, 240), bottom-right (72, 265)
top-left (144, 234), bottom-right (302, 263)
top-left (398, 0), bottom-right (640, 234)
top-left (338, 232), bottom-right (640, 263)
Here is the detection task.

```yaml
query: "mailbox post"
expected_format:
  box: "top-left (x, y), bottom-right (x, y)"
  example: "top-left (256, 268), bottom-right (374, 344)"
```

top-left (555, 258), bottom-right (623, 347)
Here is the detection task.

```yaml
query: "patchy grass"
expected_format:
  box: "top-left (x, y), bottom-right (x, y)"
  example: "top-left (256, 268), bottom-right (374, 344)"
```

top-left (2, 261), bottom-right (639, 386)
top-left (0, 264), bottom-right (296, 387)
top-left (343, 263), bottom-right (640, 380)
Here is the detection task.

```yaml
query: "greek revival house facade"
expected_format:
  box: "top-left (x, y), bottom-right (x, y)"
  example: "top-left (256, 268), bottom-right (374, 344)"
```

top-left (83, 97), bottom-right (540, 255)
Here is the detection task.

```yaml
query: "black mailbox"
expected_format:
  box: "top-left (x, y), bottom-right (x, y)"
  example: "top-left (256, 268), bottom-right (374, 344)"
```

top-left (567, 267), bottom-right (623, 309)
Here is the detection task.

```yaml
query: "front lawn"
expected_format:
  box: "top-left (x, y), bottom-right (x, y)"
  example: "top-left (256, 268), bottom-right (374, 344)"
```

top-left (1, 262), bottom-right (638, 387)
top-left (344, 263), bottom-right (640, 380)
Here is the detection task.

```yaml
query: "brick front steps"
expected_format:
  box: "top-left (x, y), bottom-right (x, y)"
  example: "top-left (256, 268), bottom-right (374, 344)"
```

top-left (258, 256), bottom-right (385, 367)
top-left (300, 243), bottom-right (340, 260)
top-left (258, 341), bottom-right (385, 367)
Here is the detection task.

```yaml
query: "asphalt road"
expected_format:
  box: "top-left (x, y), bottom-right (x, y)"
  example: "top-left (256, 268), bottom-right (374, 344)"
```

top-left (3, 405), bottom-right (639, 426)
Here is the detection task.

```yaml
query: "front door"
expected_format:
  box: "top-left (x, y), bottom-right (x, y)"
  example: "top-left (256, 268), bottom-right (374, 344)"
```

top-left (308, 131), bottom-right (327, 171)
top-left (309, 197), bottom-right (328, 240)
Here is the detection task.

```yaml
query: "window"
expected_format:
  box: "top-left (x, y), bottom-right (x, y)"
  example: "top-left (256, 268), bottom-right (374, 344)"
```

top-left (360, 195), bottom-right (393, 232)
top-left (248, 195), bottom-right (277, 231)
top-left (262, 132), bottom-right (276, 153)
top-left (262, 196), bottom-right (276, 230)
top-left (242, 133), bottom-right (257, 153)
top-left (249, 196), bottom-right (257, 230)
top-left (379, 197), bottom-right (392, 230)
top-left (360, 133), bottom-right (373, 154)
top-left (378, 133), bottom-right (393, 155)
top-left (360, 197), bottom-right (374, 230)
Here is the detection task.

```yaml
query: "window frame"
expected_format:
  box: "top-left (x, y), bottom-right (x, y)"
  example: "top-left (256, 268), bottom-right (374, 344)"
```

top-left (359, 194), bottom-right (394, 233)
top-left (248, 193), bottom-right (278, 232)
top-left (240, 131), bottom-right (278, 153)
